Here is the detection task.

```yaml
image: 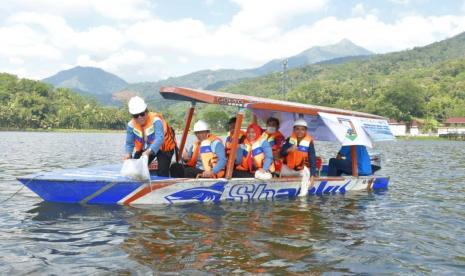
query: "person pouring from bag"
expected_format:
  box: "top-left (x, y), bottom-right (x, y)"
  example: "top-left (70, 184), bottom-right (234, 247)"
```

top-left (171, 120), bottom-right (226, 178)
top-left (123, 96), bottom-right (176, 177)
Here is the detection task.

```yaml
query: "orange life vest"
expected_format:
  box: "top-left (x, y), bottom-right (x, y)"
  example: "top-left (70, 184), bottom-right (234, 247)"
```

top-left (285, 133), bottom-right (313, 171)
top-left (225, 130), bottom-right (246, 157)
top-left (131, 112), bottom-right (176, 152)
top-left (186, 134), bottom-right (225, 178)
top-left (262, 130), bottom-right (284, 155)
top-left (236, 136), bottom-right (275, 173)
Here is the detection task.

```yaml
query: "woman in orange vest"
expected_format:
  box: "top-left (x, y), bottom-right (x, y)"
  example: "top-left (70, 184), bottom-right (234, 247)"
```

top-left (124, 96), bottom-right (176, 177)
top-left (170, 120), bottom-right (226, 178)
top-left (225, 117), bottom-right (246, 158)
top-left (280, 119), bottom-right (317, 178)
top-left (262, 117), bottom-right (285, 171)
top-left (233, 123), bottom-right (274, 178)
top-left (262, 117), bottom-right (285, 156)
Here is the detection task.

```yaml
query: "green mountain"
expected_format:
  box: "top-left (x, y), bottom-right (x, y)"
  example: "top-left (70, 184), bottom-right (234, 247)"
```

top-left (121, 39), bottom-right (372, 109)
top-left (253, 39), bottom-right (372, 75)
top-left (43, 66), bottom-right (128, 105)
top-left (218, 31), bottom-right (465, 129)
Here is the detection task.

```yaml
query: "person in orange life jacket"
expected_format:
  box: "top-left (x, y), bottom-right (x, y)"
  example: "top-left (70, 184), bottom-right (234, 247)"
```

top-left (225, 117), bottom-right (246, 158)
top-left (170, 120), bottom-right (226, 178)
top-left (262, 117), bottom-right (285, 157)
top-left (327, 145), bottom-right (372, 176)
top-left (280, 119), bottom-right (317, 178)
top-left (232, 123), bottom-right (274, 178)
top-left (124, 96), bottom-right (176, 177)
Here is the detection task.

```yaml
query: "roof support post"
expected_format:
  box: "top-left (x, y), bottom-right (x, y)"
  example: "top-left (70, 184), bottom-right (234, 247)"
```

top-left (252, 114), bottom-right (257, 124)
top-left (226, 109), bottom-right (244, 179)
top-left (178, 102), bottom-right (196, 162)
top-left (350, 145), bottom-right (358, 177)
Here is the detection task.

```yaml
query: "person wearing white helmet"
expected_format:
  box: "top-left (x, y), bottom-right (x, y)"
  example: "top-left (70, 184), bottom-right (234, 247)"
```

top-left (280, 119), bottom-right (317, 178)
top-left (124, 96), bottom-right (176, 177)
top-left (170, 120), bottom-right (226, 178)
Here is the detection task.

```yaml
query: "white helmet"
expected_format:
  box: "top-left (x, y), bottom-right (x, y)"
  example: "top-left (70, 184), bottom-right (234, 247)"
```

top-left (193, 120), bottom-right (210, 132)
top-left (128, 96), bottom-right (147, 115)
top-left (293, 119), bottom-right (308, 128)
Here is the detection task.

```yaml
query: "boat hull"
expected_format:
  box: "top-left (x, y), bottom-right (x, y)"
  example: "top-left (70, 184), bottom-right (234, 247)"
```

top-left (17, 165), bottom-right (389, 205)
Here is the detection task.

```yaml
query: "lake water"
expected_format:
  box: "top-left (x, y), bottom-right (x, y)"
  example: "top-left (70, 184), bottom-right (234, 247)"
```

top-left (0, 131), bottom-right (464, 274)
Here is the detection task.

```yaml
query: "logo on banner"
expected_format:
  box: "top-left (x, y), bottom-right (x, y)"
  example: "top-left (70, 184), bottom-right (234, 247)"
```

top-left (338, 118), bottom-right (357, 141)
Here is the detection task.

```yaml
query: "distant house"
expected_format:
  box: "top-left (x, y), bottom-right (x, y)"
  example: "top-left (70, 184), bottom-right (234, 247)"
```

top-left (388, 119), bottom-right (421, 136)
top-left (388, 119), bottom-right (407, 136)
top-left (410, 120), bottom-right (420, 136)
top-left (438, 117), bottom-right (465, 135)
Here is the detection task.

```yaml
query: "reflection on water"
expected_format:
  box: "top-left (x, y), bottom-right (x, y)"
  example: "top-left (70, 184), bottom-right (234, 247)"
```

top-left (0, 132), bottom-right (464, 274)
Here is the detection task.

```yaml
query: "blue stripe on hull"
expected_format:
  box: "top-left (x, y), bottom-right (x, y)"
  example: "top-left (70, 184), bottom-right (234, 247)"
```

top-left (19, 179), bottom-right (142, 204)
top-left (87, 182), bottom-right (142, 204)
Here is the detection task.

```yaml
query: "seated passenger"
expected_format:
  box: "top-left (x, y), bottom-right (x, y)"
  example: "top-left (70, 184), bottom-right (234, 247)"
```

top-left (225, 117), bottom-right (246, 158)
top-left (327, 145), bottom-right (372, 176)
top-left (170, 120), bottom-right (226, 178)
top-left (280, 119), bottom-right (317, 177)
top-left (233, 123), bottom-right (275, 178)
top-left (262, 117), bottom-right (285, 158)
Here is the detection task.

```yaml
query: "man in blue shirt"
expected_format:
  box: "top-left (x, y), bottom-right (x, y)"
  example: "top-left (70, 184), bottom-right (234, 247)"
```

top-left (327, 145), bottom-right (372, 176)
top-left (124, 96), bottom-right (176, 177)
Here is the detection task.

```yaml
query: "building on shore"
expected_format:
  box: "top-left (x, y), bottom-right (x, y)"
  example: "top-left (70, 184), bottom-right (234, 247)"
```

top-left (388, 119), bottom-right (421, 136)
top-left (438, 117), bottom-right (465, 136)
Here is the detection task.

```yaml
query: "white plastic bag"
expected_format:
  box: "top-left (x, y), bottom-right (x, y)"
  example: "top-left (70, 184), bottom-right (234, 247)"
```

top-left (120, 155), bottom-right (150, 181)
top-left (254, 170), bottom-right (272, 180)
top-left (299, 166), bottom-right (310, 197)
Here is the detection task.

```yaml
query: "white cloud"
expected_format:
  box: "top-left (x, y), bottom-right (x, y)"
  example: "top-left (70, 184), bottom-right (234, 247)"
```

top-left (352, 3), bottom-right (366, 16)
top-left (76, 26), bottom-right (125, 52)
top-left (280, 14), bottom-right (465, 54)
top-left (91, 0), bottom-right (153, 20)
top-left (75, 50), bottom-right (165, 81)
top-left (0, 24), bottom-right (62, 59)
top-left (1, 0), bottom-right (465, 82)
top-left (9, 57), bottom-right (24, 65)
top-left (178, 56), bottom-right (189, 63)
top-left (230, 0), bottom-right (328, 33)
top-left (2, 0), bottom-right (153, 20)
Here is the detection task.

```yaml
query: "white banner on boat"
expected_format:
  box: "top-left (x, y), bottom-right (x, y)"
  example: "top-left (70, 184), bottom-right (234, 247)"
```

top-left (318, 112), bottom-right (395, 147)
top-left (249, 109), bottom-right (395, 146)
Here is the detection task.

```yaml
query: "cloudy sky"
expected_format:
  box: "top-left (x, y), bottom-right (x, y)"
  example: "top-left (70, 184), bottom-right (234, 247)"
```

top-left (1, 0), bottom-right (465, 82)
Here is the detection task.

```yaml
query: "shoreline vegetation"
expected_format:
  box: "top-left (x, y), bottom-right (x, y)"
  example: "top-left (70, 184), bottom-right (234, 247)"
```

top-left (0, 73), bottom-right (129, 131)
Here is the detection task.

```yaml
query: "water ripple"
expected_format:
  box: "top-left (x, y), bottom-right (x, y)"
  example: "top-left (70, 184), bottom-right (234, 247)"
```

top-left (0, 132), bottom-right (464, 274)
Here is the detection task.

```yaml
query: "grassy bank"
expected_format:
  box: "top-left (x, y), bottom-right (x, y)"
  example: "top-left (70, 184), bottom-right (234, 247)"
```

top-left (395, 135), bottom-right (445, 141)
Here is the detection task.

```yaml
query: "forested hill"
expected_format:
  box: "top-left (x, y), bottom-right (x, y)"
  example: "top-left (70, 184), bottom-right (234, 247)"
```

top-left (0, 73), bottom-right (128, 130)
top-left (118, 39), bottom-right (372, 109)
top-left (43, 66), bottom-right (128, 105)
top-left (217, 31), bottom-right (465, 130)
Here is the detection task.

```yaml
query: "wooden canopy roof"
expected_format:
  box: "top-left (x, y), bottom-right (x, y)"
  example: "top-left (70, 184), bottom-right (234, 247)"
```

top-left (159, 86), bottom-right (386, 120)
